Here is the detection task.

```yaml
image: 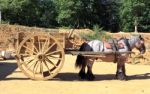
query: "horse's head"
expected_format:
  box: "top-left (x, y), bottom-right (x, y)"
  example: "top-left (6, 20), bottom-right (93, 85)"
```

top-left (133, 35), bottom-right (146, 54)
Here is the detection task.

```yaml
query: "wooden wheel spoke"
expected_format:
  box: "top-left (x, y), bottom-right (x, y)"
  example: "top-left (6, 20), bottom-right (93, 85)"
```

top-left (42, 37), bottom-right (49, 52)
top-left (44, 42), bottom-right (56, 54)
top-left (47, 55), bottom-right (62, 60)
top-left (22, 45), bottom-right (37, 54)
top-left (40, 61), bottom-right (43, 75)
top-left (29, 39), bottom-right (39, 53)
top-left (45, 57), bottom-right (58, 68)
top-left (35, 61), bottom-right (40, 73)
top-left (24, 57), bottom-right (35, 66)
top-left (43, 60), bottom-right (51, 74)
top-left (27, 59), bottom-right (37, 70)
top-left (38, 36), bottom-right (42, 52)
top-left (44, 38), bottom-right (50, 51)
top-left (46, 50), bottom-right (61, 56)
top-left (33, 60), bottom-right (39, 75)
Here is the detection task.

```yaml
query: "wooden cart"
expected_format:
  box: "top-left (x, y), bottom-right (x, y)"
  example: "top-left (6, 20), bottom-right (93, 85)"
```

top-left (0, 25), bottom-right (86, 80)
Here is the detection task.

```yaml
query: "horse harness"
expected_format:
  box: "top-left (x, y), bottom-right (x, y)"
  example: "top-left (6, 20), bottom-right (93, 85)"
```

top-left (102, 38), bottom-right (131, 63)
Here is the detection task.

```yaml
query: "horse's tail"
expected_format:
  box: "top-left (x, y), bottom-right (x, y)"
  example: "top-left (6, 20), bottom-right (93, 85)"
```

top-left (75, 42), bottom-right (88, 68)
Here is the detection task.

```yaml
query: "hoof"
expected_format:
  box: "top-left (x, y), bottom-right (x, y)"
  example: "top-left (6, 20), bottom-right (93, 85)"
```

top-left (87, 74), bottom-right (95, 81)
top-left (116, 72), bottom-right (127, 81)
top-left (79, 72), bottom-right (86, 79)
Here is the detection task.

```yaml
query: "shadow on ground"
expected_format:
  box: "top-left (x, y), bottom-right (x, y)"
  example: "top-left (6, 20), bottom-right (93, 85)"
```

top-left (0, 62), bottom-right (18, 80)
top-left (53, 72), bottom-right (150, 81)
top-left (0, 61), bottom-right (150, 81)
top-left (0, 62), bottom-right (29, 80)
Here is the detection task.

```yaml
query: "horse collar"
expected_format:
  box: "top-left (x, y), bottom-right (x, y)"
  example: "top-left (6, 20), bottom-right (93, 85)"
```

top-left (123, 38), bottom-right (131, 51)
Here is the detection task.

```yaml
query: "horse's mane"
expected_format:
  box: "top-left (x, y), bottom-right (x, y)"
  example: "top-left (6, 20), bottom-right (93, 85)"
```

top-left (118, 35), bottom-right (144, 42)
top-left (118, 37), bottom-right (127, 41)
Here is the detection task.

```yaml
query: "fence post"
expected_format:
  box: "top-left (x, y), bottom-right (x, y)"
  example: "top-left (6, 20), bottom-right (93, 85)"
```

top-left (134, 19), bottom-right (138, 33)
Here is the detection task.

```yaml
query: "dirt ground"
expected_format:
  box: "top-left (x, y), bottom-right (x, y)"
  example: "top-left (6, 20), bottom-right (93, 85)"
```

top-left (0, 55), bottom-right (150, 94)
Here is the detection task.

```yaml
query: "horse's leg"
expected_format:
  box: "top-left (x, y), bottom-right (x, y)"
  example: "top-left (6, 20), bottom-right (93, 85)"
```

top-left (122, 64), bottom-right (127, 77)
top-left (116, 57), bottom-right (127, 80)
top-left (86, 58), bottom-right (95, 81)
top-left (79, 62), bottom-right (86, 79)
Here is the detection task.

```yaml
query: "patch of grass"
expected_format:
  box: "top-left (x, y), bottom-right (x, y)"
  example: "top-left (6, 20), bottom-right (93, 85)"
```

top-left (80, 25), bottom-right (111, 41)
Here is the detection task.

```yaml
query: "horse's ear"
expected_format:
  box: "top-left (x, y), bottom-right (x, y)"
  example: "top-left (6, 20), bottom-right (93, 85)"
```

top-left (139, 34), bottom-right (144, 40)
top-left (138, 34), bottom-right (142, 39)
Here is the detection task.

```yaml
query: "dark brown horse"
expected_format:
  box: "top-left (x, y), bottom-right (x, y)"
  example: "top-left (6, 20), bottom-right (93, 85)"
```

top-left (75, 35), bottom-right (146, 81)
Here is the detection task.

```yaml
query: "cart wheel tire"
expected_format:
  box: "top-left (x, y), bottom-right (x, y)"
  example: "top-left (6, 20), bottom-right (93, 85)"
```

top-left (16, 34), bottom-right (65, 80)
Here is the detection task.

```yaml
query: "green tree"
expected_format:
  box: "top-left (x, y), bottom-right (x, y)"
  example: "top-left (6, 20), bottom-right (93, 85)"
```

top-left (54, 0), bottom-right (81, 27)
top-left (54, 0), bottom-right (120, 31)
top-left (0, 0), bottom-right (57, 27)
top-left (138, 0), bottom-right (150, 32)
top-left (120, 0), bottom-right (150, 32)
top-left (97, 0), bottom-right (120, 32)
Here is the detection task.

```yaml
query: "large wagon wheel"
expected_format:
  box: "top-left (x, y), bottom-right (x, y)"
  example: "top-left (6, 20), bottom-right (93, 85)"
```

top-left (16, 34), bottom-right (65, 80)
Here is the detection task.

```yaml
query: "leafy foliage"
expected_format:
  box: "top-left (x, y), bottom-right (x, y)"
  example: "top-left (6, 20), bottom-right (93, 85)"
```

top-left (0, 0), bottom-right (57, 27)
top-left (119, 0), bottom-right (150, 32)
top-left (0, 0), bottom-right (149, 32)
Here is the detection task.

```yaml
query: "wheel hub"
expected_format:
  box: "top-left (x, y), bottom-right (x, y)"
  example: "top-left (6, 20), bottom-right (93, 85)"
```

top-left (37, 54), bottom-right (46, 60)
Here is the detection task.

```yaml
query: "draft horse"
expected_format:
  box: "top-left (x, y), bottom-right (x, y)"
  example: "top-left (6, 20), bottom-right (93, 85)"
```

top-left (75, 35), bottom-right (146, 81)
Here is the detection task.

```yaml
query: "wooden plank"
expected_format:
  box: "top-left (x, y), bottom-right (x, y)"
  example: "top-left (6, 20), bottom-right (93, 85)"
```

top-left (66, 51), bottom-right (134, 56)
top-left (65, 48), bottom-right (79, 51)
